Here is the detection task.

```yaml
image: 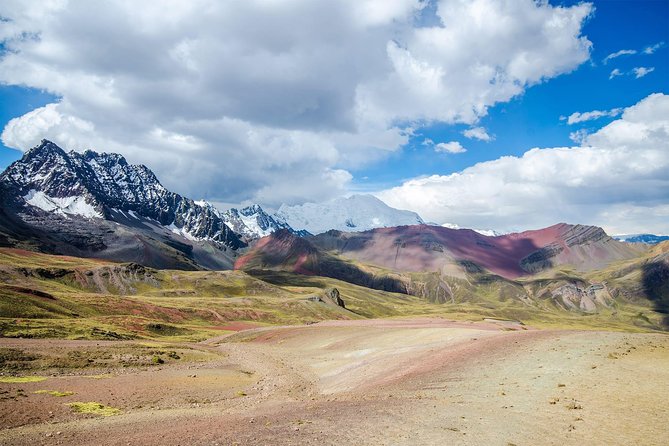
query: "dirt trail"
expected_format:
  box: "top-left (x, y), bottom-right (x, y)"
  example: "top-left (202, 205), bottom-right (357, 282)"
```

top-left (1, 319), bottom-right (668, 445)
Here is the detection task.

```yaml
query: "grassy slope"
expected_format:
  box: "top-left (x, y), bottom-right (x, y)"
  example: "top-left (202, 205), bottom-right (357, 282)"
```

top-left (0, 246), bottom-right (666, 341)
top-left (0, 248), bottom-right (440, 341)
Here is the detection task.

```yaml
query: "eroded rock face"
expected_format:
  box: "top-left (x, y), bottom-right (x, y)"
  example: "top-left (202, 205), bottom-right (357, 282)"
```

top-left (550, 283), bottom-right (613, 313)
top-left (323, 288), bottom-right (346, 308)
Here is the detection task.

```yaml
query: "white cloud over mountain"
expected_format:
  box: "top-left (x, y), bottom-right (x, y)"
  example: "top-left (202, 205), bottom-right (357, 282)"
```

top-left (0, 0), bottom-right (593, 206)
top-left (377, 93), bottom-right (669, 235)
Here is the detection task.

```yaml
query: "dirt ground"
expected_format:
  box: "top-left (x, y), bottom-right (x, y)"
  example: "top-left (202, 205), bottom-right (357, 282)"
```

top-left (1, 318), bottom-right (668, 445)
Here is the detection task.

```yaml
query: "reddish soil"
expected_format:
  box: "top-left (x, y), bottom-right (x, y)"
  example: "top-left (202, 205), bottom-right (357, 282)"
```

top-left (311, 223), bottom-right (642, 278)
top-left (1, 319), bottom-right (668, 445)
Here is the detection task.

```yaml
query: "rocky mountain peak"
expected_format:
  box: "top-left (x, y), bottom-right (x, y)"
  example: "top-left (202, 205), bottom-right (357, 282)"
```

top-left (221, 203), bottom-right (305, 243)
top-left (0, 139), bottom-right (244, 249)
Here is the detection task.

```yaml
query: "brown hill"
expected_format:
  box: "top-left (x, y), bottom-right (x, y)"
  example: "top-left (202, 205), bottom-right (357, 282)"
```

top-left (310, 223), bottom-right (643, 279)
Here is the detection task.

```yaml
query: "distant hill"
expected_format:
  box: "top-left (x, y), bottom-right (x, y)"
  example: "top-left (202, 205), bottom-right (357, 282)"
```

top-left (613, 234), bottom-right (669, 244)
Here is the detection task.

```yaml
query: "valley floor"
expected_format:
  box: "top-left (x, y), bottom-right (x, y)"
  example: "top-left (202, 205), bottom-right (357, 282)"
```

top-left (1, 318), bottom-right (668, 445)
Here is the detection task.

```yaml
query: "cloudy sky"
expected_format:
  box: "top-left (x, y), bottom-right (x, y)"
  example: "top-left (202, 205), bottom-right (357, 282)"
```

top-left (0, 0), bottom-right (667, 234)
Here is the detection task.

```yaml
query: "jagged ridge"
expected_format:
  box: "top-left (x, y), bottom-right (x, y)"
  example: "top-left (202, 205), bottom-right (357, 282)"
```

top-left (1, 140), bottom-right (244, 249)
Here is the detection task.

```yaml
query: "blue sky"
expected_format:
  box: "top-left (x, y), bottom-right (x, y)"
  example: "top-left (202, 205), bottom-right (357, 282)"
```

top-left (0, 0), bottom-right (667, 234)
top-left (352, 0), bottom-right (669, 190)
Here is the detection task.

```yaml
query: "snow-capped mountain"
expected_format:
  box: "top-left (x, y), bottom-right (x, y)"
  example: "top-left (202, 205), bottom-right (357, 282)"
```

top-left (222, 204), bottom-right (309, 243)
top-left (1, 139), bottom-right (244, 249)
top-left (441, 223), bottom-right (503, 237)
top-left (613, 234), bottom-right (669, 244)
top-left (276, 194), bottom-right (425, 235)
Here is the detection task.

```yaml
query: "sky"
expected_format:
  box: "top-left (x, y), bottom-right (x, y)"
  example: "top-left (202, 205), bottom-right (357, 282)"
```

top-left (0, 0), bottom-right (667, 235)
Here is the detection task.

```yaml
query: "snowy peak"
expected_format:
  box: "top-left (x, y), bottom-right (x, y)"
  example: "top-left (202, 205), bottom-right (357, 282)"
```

top-left (222, 203), bottom-right (306, 242)
top-left (276, 194), bottom-right (425, 235)
top-left (441, 223), bottom-right (503, 237)
top-left (4, 139), bottom-right (92, 201)
top-left (0, 139), bottom-right (244, 249)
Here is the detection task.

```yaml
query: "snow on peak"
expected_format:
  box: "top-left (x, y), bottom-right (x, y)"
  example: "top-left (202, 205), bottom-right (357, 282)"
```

top-left (23, 189), bottom-right (102, 219)
top-left (276, 194), bottom-right (425, 235)
top-left (441, 222), bottom-right (502, 237)
top-left (222, 203), bottom-right (296, 241)
top-left (2, 140), bottom-right (245, 249)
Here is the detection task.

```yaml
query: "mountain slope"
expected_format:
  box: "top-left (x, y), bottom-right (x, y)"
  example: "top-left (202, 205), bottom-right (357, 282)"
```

top-left (222, 204), bottom-right (308, 243)
top-left (0, 140), bottom-right (249, 269)
top-left (235, 223), bottom-right (657, 316)
top-left (234, 229), bottom-right (409, 294)
top-left (310, 223), bottom-right (643, 279)
top-left (1, 140), bottom-right (244, 248)
top-left (276, 194), bottom-right (424, 235)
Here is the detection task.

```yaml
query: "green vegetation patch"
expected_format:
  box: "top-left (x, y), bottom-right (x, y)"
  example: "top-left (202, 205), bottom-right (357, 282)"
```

top-left (34, 389), bottom-right (75, 397)
top-left (67, 401), bottom-right (121, 416)
top-left (82, 374), bottom-right (113, 379)
top-left (0, 375), bottom-right (47, 383)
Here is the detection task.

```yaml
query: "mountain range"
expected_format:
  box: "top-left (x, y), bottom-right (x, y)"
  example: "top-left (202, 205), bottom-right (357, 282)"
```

top-left (0, 140), bottom-right (426, 269)
top-left (0, 140), bottom-right (303, 269)
top-left (613, 234), bottom-right (669, 244)
top-left (1, 139), bottom-right (667, 324)
top-left (235, 226), bottom-right (669, 324)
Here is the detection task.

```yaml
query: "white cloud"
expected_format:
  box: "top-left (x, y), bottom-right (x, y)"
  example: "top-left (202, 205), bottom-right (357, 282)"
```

top-left (568, 129), bottom-right (589, 144)
top-left (564, 108), bottom-right (622, 125)
top-left (0, 0), bottom-right (593, 206)
top-left (643, 41), bottom-right (664, 55)
top-left (603, 49), bottom-right (636, 64)
top-left (633, 66), bottom-right (655, 78)
top-left (434, 141), bottom-right (466, 154)
top-left (609, 68), bottom-right (622, 80)
top-left (463, 126), bottom-right (493, 141)
top-left (376, 93), bottom-right (669, 234)
top-left (359, 0), bottom-right (593, 126)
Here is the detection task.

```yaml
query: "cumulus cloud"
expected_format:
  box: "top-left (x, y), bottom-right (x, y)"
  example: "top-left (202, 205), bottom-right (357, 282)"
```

top-left (463, 126), bottom-right (493, 141)
top-left (602, 49), bottom-right (636, 64)
top-left (633, 67), bottom-right (655, 78)
top-left (0, 0), bottom-right (593, 206)
top-left (563, 108), bottom-right (622, 125)
top-left (434, 141), bottom-right (466, 154)
top-left (376, 93), bottom-right (669, 235)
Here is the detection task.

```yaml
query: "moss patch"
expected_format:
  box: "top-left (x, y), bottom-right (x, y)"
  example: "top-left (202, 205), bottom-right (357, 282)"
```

top-left (82, 374), bottom-right (113, 379)
top-left (0, 376), bottom-right (47, 383)
top-left (67, 401), bottom-right (121, 416)
top-left (34, 389), bottom-right (75, 397)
